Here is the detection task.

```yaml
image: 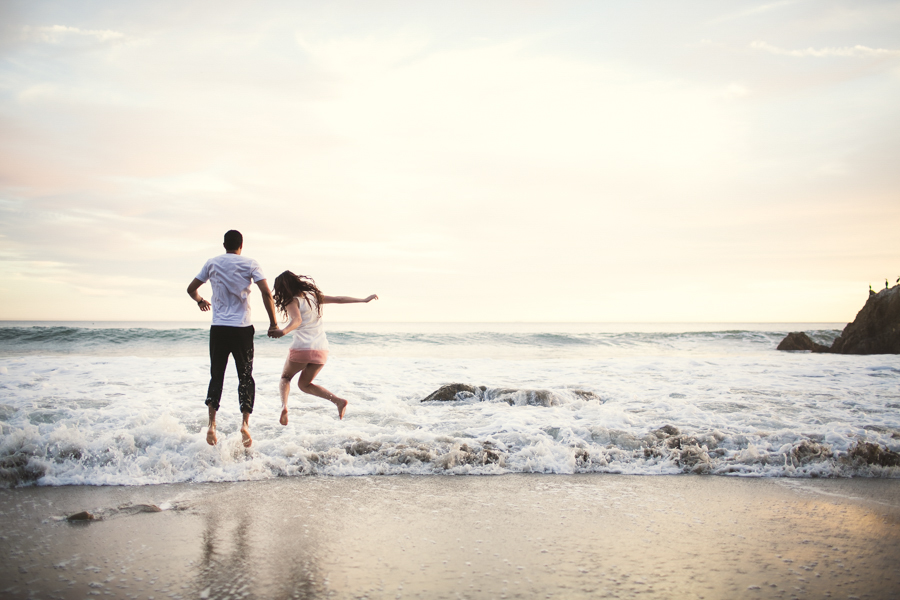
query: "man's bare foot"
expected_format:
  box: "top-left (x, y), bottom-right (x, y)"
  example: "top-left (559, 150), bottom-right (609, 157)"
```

top-left (206, 424), bottom-right (217, 446)
top-left (240, 423), bottom-right (252, 448)
top-left (279, 408), bottom-right (288, 426)
top-left (332, 397), bottom-right (348, 420)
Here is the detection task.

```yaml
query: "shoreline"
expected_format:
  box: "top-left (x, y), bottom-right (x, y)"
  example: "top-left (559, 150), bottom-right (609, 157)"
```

top-left (1, 474), bottom-right (898, 599)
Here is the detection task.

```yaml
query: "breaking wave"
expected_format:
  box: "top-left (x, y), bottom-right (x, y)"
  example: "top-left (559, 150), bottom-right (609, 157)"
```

top-left (1, 408), bottom-right (898, 487)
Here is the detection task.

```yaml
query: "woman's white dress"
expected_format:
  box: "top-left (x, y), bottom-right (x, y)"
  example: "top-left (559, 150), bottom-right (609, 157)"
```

top-left (288, 294), bottom-right (329, 364)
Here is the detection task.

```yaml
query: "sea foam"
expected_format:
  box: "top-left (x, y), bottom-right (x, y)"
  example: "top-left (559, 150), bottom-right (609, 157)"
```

top-left (0, 324), bottom-right (897, 486)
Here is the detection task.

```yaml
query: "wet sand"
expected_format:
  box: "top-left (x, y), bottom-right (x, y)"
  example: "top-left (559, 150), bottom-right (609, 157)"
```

top-left (1, 474), bottom-right (898, 600)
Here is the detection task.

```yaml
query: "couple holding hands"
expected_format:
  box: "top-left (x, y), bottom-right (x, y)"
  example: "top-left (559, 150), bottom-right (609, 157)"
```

top-left (186, 230), bottom-right (377, 448)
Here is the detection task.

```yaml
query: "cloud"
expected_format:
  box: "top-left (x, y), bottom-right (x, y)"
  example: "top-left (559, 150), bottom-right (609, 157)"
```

top-left (750, 40), bottom-right (900, 58)
top-left (2, 2), bottom-right (899, 321)
top-left (21, 24), bottom-right (126, 44)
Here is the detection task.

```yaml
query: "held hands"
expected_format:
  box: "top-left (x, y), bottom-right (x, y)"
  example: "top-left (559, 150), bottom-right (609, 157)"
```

top-left (267, 325), bottom-right (284, 338)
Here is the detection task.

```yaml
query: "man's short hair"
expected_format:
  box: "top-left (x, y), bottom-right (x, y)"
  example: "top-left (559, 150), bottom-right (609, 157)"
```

top-left (223, 230), bottom-right (243, 251)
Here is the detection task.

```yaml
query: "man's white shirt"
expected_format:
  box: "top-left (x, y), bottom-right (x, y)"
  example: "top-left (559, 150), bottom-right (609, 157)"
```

top-left (196, 254), bottom-right (266, 327)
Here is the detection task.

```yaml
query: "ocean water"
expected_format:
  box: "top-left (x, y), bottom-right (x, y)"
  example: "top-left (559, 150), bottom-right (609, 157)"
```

top-left (1, 321), bottom-right (898, 486)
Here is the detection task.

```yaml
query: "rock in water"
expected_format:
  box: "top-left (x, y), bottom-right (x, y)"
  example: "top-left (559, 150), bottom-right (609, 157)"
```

top-left (830, 285), bottom-right (900, 354)
top-left (421, 384), bottom-right (486, 402)
top-left (776, 332), bottom-right (831, 352)
top-left (0, 453), bottom-right (46, 486)
top-left (777, 285), bottom-right (900, 355)
top-left (420, 384), bottom-right (603, 406)
top-left (847, 441), bottom-right (900, 467)
top-left (485, 388), bottom-right (558, 407)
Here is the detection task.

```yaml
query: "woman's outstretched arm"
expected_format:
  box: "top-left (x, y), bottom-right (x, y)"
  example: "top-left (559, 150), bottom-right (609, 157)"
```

top-left (321, 294), bottom-right (378, 305)
top-left (271, 298), bottom-right (302, 338)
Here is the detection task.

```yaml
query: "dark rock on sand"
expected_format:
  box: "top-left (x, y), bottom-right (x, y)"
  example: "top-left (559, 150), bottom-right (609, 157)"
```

top-left (67, 511), bottom-right (96, 522)
top-left (778, 285), bottom-right (900, 354)
top-left (117, 503), bottom-right (162, 515)
top-left (65, 504), bottom-right (161, 522)
top-left (776, 332), bottom-right (831, 353)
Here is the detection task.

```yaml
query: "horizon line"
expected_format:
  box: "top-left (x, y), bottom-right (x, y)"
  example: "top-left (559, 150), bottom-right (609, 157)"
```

top-left (0, 319), bottom-right (848, 325)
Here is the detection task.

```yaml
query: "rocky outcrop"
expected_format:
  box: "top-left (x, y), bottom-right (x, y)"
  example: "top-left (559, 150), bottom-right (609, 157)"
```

top-left (778, 285), bottom-right (900, 355)
top-left (830, 285), bottom-right (900, 354)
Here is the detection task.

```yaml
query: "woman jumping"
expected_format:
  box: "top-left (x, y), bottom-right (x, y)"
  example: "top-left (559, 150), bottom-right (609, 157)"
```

top-left (270, 271), bottom-right (377, 423)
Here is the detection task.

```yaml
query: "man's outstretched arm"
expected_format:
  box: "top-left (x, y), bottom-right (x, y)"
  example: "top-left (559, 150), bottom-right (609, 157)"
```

top-left (255, 279), bottom-right (279, 333)
top-left (187, 278), bottom-right (211, 312)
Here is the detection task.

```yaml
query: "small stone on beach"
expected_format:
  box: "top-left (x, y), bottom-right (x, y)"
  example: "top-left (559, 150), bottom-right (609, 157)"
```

top-left (67, 511), bottom-right (96, 521)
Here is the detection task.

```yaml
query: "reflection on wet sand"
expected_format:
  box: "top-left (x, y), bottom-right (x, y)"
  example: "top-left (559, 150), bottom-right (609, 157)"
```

top-left (195, 511), bottom-right (256, 599)
top-left (0, 475), bottom-right (898, 599)
top-left (193, 489), bottom-right (326, 599)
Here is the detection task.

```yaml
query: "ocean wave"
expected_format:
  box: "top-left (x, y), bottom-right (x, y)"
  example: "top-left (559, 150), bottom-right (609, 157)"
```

top-left (0, 326), bottom-right (208, 356)
top-left (0, 335), bottom-right (891, 487)
top-left (327, 330), bottom-right (812, 348)
top-left (0, 325), bottom-right (842, 358)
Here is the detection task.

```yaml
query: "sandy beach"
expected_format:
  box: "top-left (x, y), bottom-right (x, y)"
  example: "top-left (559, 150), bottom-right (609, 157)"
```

top-left (1, 474), bottom-right (898, 600)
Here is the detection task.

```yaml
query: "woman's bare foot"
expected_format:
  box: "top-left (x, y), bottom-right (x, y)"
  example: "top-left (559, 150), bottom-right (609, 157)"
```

top-left (332, 397), bottom-right (348, 420)
top-left (240, 423), bottom-right (252, 448)
top-left (206, 424), bottom-right (217, 446)
top-left (279, 408), bottom-right (289, 426)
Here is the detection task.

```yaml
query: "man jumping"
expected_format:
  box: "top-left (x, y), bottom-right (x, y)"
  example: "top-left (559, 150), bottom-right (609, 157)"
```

top-left (187, 230), bottom-right (278, 448)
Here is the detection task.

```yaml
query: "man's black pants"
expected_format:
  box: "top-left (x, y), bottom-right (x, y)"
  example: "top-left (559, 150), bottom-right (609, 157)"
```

top-left (206, 325), bottom-right (255, 414)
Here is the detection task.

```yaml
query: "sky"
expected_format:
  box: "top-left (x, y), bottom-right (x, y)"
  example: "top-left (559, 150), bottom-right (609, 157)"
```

top-left (0, 0), bottom-right (898, 323)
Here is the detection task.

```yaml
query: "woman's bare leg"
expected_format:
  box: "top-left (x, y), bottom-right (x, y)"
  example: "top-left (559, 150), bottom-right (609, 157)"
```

top-left (297, 364), bottom-right (348, 419)
top-left (279, 356), bottom-right (306, 426)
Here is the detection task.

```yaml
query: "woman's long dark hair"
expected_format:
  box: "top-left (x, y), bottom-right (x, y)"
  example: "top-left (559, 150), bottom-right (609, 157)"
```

top-left (273, 271), bottom-right (324, 321)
